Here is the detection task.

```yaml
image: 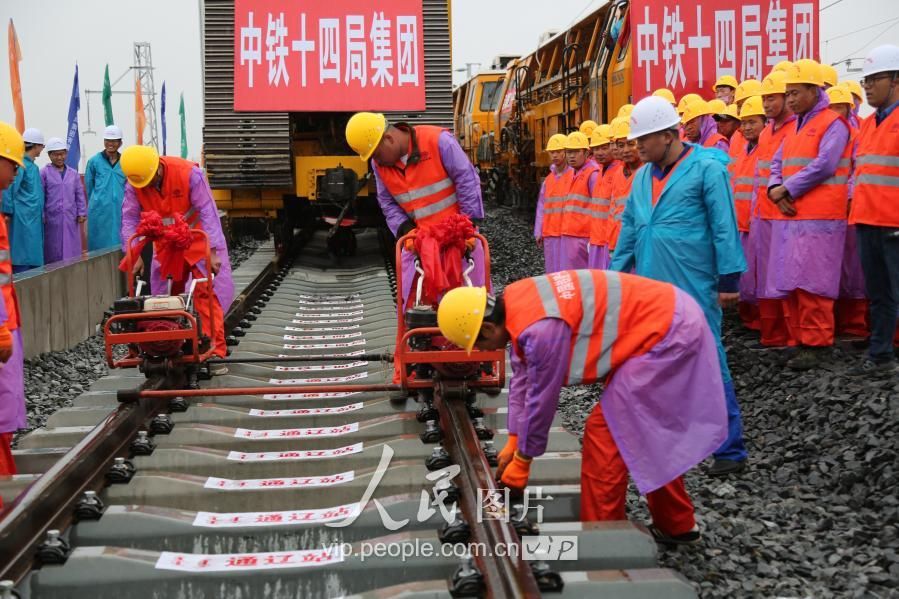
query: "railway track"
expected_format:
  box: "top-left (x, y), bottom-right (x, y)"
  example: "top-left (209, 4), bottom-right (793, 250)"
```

top-left (0, 230), bottom-right (698, 598)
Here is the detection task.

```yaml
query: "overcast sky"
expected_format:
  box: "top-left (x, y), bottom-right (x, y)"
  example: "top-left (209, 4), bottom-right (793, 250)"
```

top-left (0, 0), bottom-right (897, 171)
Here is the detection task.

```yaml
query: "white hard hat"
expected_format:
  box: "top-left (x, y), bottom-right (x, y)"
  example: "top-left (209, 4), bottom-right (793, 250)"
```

top-left (863, 44), bottom-right (899, 78)
top-left (45, 137), bottom-right (67, 152)
top-left (103, 125), bottom-right (123, 141)
top-left (627, 96), bottom-right (682, 140)
top-left (22, 128), bottom-right (44, 145)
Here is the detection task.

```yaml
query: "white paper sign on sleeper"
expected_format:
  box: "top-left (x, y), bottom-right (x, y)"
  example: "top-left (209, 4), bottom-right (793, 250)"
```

top-left (246, 403), bottom-right (364, 417)
top-left (283, 339), bottom-right (366, 350)
top-left (292, 316), bottom-right (364, 325)
top-left (192, 502), bottom-right (361, 528)
top-left (204, 470), bottom-right (354, 490)
top-left (268, 372), bottom-right (368, 385)
top-left (262, 391), bottom-right (361, 400)
top-left (283, 332), bottom-right (363, 341)
top-left (226, 442), bottom-right (364, 462)
top-left (294, 310), bottom-right (364, 318)
top-left (233, 422), bottom-right (360, 439)
top-left (155, 547), bottom-right (344, 572)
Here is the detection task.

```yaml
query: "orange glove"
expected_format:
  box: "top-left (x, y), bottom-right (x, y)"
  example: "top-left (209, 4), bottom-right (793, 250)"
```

top-left (494, 434), bottom-right (518, 480)
top-left (500, 451), bottom-right (532, 493)
top-left (402, 228), bottom-right (418, 252)
top-left (464, 237), bottom-right (476, 252)
top-left (0, 325), bottom-right (13, 363)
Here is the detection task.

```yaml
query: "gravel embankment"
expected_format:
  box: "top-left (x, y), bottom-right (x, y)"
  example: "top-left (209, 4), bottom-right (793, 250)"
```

top-left (481, 203), bottom-right (899, 599)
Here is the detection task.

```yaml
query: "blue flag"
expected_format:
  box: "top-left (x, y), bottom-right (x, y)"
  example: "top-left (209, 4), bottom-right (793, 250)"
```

top-left (160, 80), bottom-right (167, 155)
top-left (65, 63), bottom-right (81, 170)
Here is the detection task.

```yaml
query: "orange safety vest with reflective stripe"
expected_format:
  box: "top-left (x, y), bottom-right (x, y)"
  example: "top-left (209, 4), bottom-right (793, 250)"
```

top-left (0, 217), bottom-right (19, 330)
top-left (756, 119), bottom-right (794, 220)
top-left (132, 157), bottom-right (200, 225)
top-left (850, 109), bottom-right (899, 227)
top-left (541, 167), bottom-right (570, 238)
top-left (775, 110), bottom-right (852, 220)
top-left (589, 162), bottom-right (620, 246)
top-left (607, 164), bottom-right (639, 249)
top-left (504, 270), bottom-right (675, 385)
top-left (729, 129), bottom-right (746, 160)
top-left (373, 126), bottom-right (462, 229)
top-left (559, 162), bottom-right (600, 238)
top-left (729, 144), bottom-right (758, 232)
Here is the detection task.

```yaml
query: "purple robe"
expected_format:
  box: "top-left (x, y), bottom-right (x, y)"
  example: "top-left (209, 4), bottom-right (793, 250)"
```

top-left (41, 165), bottom-right (86, 263)
top-left (122, 167), bottom-right (234, 310)
top-left (738, 231), bottom-right (757, 304)
top-left (374, 131), bottom-right (487, 305)
top-left (587, 243), bottom-right (611, 269)
top-left (765, 89), bottom-right (851, 299)
top-left (839, 225), bottom-right (867, 299)
top-left (700, 115), bottom-right (730, 152)
top-left (508, 287), bottom-right (727, 493)
top-left (0, 284), bottom-right (24, 432)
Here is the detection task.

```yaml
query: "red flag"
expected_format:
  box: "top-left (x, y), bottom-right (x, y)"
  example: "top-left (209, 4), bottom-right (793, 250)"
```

top-left (134, 78), bottom-right (146, 145)
top-left (7, 19), bottom-right (25, 133)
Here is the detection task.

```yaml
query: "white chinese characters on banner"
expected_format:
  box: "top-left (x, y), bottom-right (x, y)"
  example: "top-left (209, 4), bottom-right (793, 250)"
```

top-left (240, 12), bottom-right (262, 88)
top-left (632, 1), bottom-right (819, 98)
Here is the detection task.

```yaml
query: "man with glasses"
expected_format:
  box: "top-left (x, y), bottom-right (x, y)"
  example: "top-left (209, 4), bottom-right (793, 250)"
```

top-left (847, 45), bottom-right (899, 375)
top-left (611, 96), bottom-right (748, 477)
top-left (766, 60), bottom-right (853, 371)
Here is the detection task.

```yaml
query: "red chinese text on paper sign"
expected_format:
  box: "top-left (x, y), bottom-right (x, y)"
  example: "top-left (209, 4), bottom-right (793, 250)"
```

top-left (234, 0), bottom-right (426, 111)
top-left (630, 0), bottom-right (819, 100)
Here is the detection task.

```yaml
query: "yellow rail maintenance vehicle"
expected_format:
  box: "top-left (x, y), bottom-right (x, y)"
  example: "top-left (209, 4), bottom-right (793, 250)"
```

top-left (460, 0), bottom-right (632, 209)
top-left (200, 0), bottom-right (454, 257)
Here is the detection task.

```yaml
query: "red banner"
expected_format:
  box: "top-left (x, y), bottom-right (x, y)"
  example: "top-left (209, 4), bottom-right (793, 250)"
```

top-left (630, 0), bottom-right (820, 100)
top-left (233, 0), bottom-right (426, 112)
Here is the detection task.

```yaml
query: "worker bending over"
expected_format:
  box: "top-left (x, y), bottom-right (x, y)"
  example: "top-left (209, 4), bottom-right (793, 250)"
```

top-left (437, 272), bottom-right (728, 546)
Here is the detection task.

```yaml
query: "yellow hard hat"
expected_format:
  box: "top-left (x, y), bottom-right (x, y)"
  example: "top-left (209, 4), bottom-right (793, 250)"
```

top-left (345, 112), bottom-right (388, 160)
top-left (652, 88), bottom-right (677, 104)
top-left (739, 96), bottom-right (766, 119)
top-left (0, 122), bottom-right (25, 168)
top-left (578, 120), bottom-right (598, 137)
top-left (681, 99), bottom-right (714, 124)
top-left (840, 80), bottom-right (864, 101)
top-left (826, 85), bottom-right (854, 106)
top-left (760, 71), bottom-right (788, 96)
top-left (718, 103), bottom-right (740, 121)
top-left (545, 133), bottom-right (568, 152)
top-left (677, 93), bottom-right (703, 115)
top-left (610, 118), bottom-right (630, 140)
top-left (784, 59), bottom-right (824, 87)
top-left (617, 104), bottom-right (635, 119)
top-left (772, 60), bottom-right (793, 74)
top-left (564, 131), bottom-right (590, 150)
top-left (735, 79), bottom-right (762, 103)
top-left (707, 99), bottom-right (727, 115)
top-left (589, 125), bottom-right (612, 147)
top-left (713, 75), bottom-right (739, 91)
top-left (820, 64), bottom-right (838, 88)
top-left (121, 144), bottom-right (160, 189)
top-left (436, 286), bottom-right (488, 353)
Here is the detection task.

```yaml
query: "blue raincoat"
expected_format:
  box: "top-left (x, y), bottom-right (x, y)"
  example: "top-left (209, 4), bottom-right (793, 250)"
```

top-left (85, 151), bottom-right (126, 251)
top-left (610, 144), bottom-right (746, 382)
top-left (1, 155), bottom-right (44, 269)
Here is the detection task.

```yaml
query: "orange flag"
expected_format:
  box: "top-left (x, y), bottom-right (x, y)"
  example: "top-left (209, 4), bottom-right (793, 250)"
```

top-left (134, 78), bottom-right (146, 145)
top-left (7, 19), bottom-right (24, 133)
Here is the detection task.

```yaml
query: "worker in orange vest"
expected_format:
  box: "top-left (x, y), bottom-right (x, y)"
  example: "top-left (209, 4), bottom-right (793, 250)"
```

top-left (605, 119), bottom-right (642, 257)
top-left (766, 60), bottom-right (853, 370)
top-left (0, 123), bottom-right (26, 480)
top-left (752, 70), bottom-right (797, 349)
top-left (120, 146), bottom-right (234, 367)
top-left (555, 132), bottom-right (600, 270)
top-left (729, 96), bottom-right (768, 331)
top-left (724, 79), bottom-right (762, 161)
top-left (847, 45), bottom-right (899, 375)
top-left (436, 272), bottom-right (728, 546)
top-left (534, 133), bottom-right (570, 273)
top-left (587, 125), bottom-right (615, 269)
top-left (345, 113), bottom-right (487, 306)
top-left (826, 85), bottom-right (869, 340)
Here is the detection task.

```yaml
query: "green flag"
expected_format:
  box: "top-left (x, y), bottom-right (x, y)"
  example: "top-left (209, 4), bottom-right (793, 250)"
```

top-left (179, 92), bottom-right (187, 158)
top-left (102, 64), bottom-right (114, 126)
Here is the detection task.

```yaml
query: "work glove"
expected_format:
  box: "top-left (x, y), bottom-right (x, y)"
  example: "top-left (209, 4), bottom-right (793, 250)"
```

top-left (500, 451), bottom-right (532, 494)
top-left (494, 434), bottom-right (518, 480)
top-left (403, 229), bottom-right (418, 252)
top-left (0, 325), bottom-right (13, 363)
top-left (397, 219), bottom-right (417, 238)
top-left (464, 237), bottom-right (477, 253)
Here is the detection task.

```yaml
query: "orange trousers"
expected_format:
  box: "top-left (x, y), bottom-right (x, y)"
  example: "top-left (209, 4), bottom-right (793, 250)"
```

top-left (758, 299), bottom-right (792, 347)
top-left (738, 302), bottom-right (761, 331)
top-left (784, 290), bottom-right (835, 347)
top-left (834, 298), bottom-right (869, 339)
top-left (580, 404), bottom-right (695, 535)
top-left (175, 276), bottom-right (225, 358)
top-left (0, 432), bottom-right (16, 476)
